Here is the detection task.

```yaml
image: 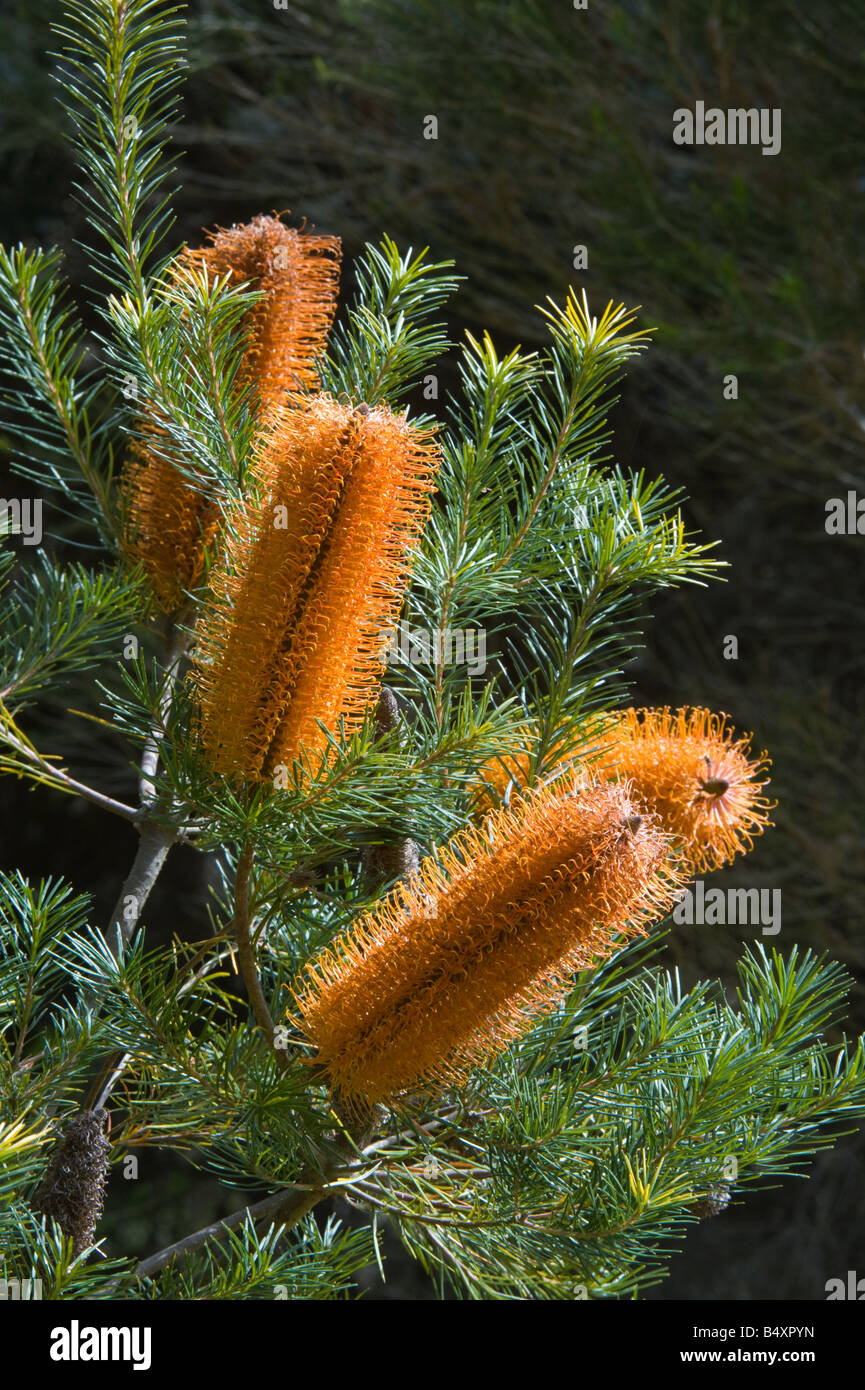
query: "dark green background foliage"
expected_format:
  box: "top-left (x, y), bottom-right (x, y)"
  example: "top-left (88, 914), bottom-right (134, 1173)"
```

top-left (1, 0), bottom-right (863, 1298)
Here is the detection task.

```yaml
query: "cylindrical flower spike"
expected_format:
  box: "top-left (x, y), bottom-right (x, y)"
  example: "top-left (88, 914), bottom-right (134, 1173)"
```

top-left (120, 433), bottom-right (221, 614)
top-left (190, 394), bottom-right (439, 779)
top-left (121, 213), bottom-right (341, 612)
top-left (472, 707), bottom-right (773, 872)
top-left (293, 775), bottom-right (682, 1104)
top-left (180, 212), bottom-right (341, 412)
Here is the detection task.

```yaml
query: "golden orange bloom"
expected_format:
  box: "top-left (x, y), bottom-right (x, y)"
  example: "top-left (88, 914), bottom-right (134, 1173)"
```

top-left (121, 213), bottom-right (340, 612)
top-left (293, 775), bottom-right (682, 1104)
top-left (191, 393), bottom-right (439, 779)
top-left (120, 433), bottom-right (220, 614)
top-left (472, 707), bottom-right (773, 872)
top-left (180, 212), bottom-right (341, 412)
top-left (593, 707), bottom-right (773, 871)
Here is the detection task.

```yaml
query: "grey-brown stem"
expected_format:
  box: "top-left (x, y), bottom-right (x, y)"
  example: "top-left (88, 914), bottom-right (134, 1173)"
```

top-left (107, 819), bottom-right (177, 957)
top-left (132, 1170), bottom-right (336, 1282)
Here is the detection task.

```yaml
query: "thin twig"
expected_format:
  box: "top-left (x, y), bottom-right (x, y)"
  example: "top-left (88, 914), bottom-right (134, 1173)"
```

top-left (88, 1051), bottom-right (131, 1113)
top-left (84, 817), bottom-right (179, 1109)
top-left (232, 841), bottom-right (287, 1070)
top-left (84, 614), bottom-right (190, 1108)
top-left (0, 715), bottom-right (139, 823)
top-left (108, 819), bottom-right (179, 956)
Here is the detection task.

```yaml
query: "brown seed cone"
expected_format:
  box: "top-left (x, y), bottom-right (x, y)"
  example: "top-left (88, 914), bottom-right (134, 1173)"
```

top-left (373, 686), bottom-right (401, 738)
top-left (472, 707), bottom-right (773, 872)
top-left (190, 395), bottom-right (439, 780)
top-left (363, 836), bottom-right (422, 888)
top-left (32, 1110), bottom-right (110, 1257)
top-left (293, 775), bottom-right (682, 1104)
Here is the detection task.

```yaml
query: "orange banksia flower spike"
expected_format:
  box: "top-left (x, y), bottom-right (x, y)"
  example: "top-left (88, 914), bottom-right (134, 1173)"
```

top-left (120, 434), bottom-right (220, 614)
top-left (293, 775), bottom-right (683, 1105)
top-left (180, 212), bottom-right (341, 412)
top-left (591, 707), bottom-right (773, 872)
top-left (121, 212), bottom-right (341, 612)
top-left (472, 707), bottom-right (773, 872)
top-left (33, 1109), bottom-right (110, 1257)
top-left (191, 394), bottom-right (439, 779)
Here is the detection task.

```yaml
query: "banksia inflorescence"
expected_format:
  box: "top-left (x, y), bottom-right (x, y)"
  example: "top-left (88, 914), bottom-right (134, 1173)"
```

top-left (32, 1110), bottom-right (110, 1257)
top-left (474, 707), bottom-right (773, 872)
top-left (591, 707), bottom-right (773, 871)
top-left (190, 395), bottom-right (440, 779)
top-left (179, 213), bottom-right (341, 413)
top-left (121, 213), bottom-right (341, 613)
top-left (120, 435), bottom-right (221, 614)
top-left (293, 775), bottom-right (683, 1104)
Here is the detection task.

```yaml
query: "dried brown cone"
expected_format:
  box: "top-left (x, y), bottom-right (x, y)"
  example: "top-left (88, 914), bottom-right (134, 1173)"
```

top-left (293, 775), bottom-right (683, 1105)
top-left (372, 686), bottom-right (401, 738)
top-left (32, 1110), bottom-right (110, 1257)
top-left (190, 395), bottom-right (439, 780)
top-left (364, 836), bottom-right (422, 887)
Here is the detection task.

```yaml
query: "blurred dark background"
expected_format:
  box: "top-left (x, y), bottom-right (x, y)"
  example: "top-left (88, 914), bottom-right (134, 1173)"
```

top-left (1, 0), bottom-right (863, 1299)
